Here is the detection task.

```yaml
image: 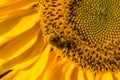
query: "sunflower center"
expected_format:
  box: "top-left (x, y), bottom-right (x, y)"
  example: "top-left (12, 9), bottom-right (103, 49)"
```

top-left (69, 0), bottom-right (120, 46)
top-left (41, 0), bottom-right (120, 73)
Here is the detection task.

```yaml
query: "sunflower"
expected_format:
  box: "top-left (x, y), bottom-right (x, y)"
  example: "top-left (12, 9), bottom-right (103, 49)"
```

top-left (0, 0), bottom-right (120, 80)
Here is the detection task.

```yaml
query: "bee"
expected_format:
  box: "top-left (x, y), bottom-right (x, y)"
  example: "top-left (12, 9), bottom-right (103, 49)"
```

top-left (50, 36), bottom-right (69, 49)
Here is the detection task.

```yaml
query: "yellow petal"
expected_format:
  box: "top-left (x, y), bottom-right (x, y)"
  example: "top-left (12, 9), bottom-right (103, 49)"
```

top-left (115, 72), bottom-right (120, 80)
top-left (94, 72), bottom-right (103, 80)
top-left (71, 67), bottom-right (79, 80)
top-left (1, 6), bottom-right (38, 22)
top-left (0, 23), bottom-right (40, 60)
top-left (0, 8), bottom-right (39, 36)
top-left (1, 70), bottom-right (19, 80)
top-left (9, 35), bottom-right (37, 60)
top-left (27, 44), bottom-right (51, 80)
top-left (102, 72), bottom-right (113, 80)
top-left (0, 0), bottom-right (24, 6)
top-left (78, 69), bottom-right (85, 80)
top-left (42, 58), bottom-right (69, 80)
top-left (86, 70), bottom-right (94, 80)
top-left (0, 0), bottom-right (37, 15)
top-left (0, 37), bottom-right (13, 48)
top-left (37, 50), bottom-right (59, 80)
top-left (65, 63), bottom-right (76, 80)
top-left (2, 44), bottom-right (51, 80)
top-left (0, 30), bottom-right (45, 72)
top-left (0, 0), bottom-right (9, 5)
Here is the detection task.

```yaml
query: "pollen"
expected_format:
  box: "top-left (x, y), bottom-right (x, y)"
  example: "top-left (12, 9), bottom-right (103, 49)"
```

top-left (40, 0), bottom-right (120, 73)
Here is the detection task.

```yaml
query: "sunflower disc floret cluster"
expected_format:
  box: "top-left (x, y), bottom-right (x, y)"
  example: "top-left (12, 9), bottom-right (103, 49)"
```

top-left (40, 0), bottom-right (120, 73)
